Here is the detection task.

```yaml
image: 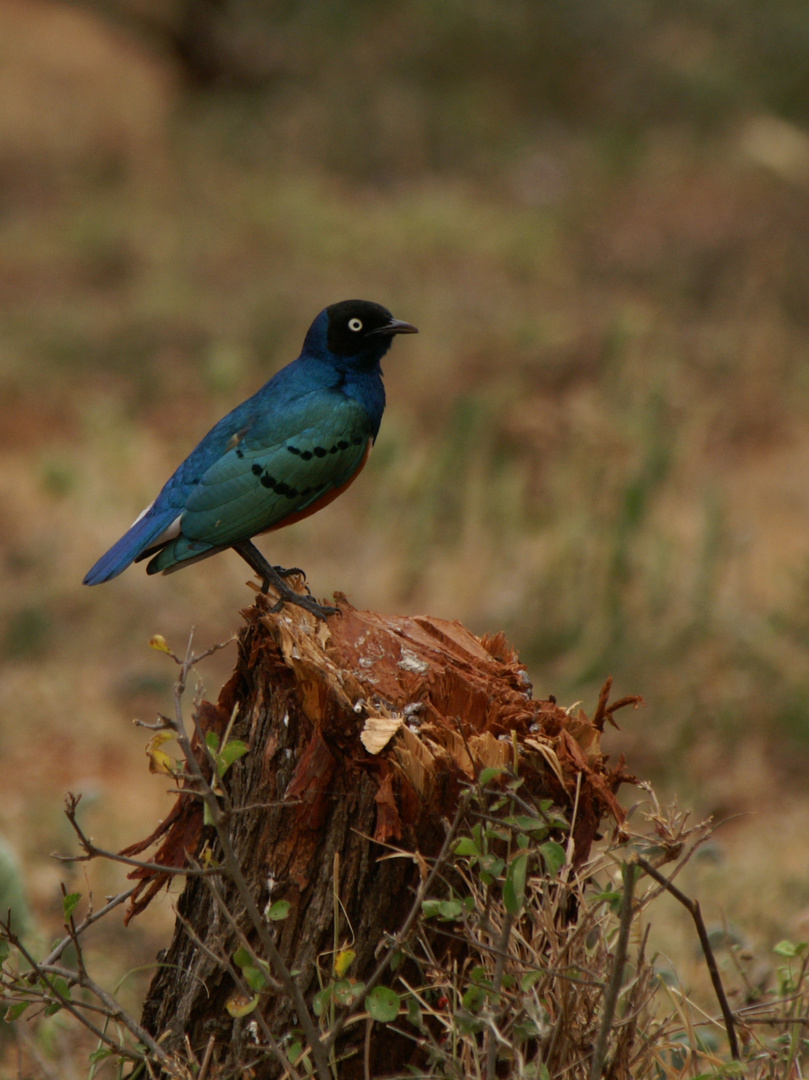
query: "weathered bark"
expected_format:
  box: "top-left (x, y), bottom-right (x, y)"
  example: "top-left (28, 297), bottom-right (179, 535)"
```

top-left (127, 593), bottom-right (635, 1077)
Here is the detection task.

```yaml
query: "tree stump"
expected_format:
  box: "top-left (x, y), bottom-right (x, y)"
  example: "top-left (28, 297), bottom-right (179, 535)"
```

top-left (126, 593), bottom-right (635, 1077)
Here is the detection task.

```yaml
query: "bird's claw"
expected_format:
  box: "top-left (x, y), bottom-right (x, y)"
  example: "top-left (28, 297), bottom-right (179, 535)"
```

top-left (273, 565), bottom-right (307, 581)
top-left (234, 542), bottom-right (328, 617)
top-left (264, 587), bottom-right (338, 621)
top-left (271, 565), bottom-right (313, 597)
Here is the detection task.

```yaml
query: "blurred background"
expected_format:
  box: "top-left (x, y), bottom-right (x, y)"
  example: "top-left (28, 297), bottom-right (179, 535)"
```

top-left (3, 0), bottom-right (809, 1067)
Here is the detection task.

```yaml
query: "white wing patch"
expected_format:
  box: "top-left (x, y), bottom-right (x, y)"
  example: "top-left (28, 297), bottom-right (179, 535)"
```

top-left (131, 501), bottom-right (154, 526)
top-left (131, 501), bottom-right (182, 547)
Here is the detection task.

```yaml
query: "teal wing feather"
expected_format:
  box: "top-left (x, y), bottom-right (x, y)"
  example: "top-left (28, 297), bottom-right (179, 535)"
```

top-left (148, 393), bottom-right (372, 570)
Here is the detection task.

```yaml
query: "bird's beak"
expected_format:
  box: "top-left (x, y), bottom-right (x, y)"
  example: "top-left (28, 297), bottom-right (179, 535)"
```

top-left (369, 317), bottom-right (419, 336)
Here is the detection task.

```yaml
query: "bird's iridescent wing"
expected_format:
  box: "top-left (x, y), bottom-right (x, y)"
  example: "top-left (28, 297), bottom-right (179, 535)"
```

top-left (147, 392), bottom-right (373, 567)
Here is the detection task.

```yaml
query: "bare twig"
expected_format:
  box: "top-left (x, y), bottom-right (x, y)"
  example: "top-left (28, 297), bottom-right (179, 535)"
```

top-left (39, 886), bottom-right (137, 969)
top-left (487, 908), bottom-right (515, 1080)
top-left (197, 1035), bottom-right (216, 1080)
top-left (48, 960), bottom-right (177, 1069)
top-left (590, 860), bottom-right (636, 1080)
top-left (637, 856), bottom-right (739, 1061)
top-left (2, 920), bottom-right (166, 1067)
top-left (57, 793), bottom-right (221, 877)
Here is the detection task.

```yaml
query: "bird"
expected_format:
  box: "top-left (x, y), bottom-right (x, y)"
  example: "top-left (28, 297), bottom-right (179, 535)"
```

top-left (83, 299), bottom-right (418, 618)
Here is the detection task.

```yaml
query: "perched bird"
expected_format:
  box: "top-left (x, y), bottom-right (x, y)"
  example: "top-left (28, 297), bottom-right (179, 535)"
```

top-left (84, 299), bottom-right (418, 618)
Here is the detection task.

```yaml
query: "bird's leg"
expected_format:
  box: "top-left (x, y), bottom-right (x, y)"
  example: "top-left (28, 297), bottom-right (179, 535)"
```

top-left (232, 541), bottom-right (338, 620)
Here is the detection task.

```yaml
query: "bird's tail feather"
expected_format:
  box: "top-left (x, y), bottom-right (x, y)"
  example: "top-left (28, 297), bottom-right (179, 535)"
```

top-left (145, 536), bottom-right (224, 575)
top-left (83, 510), bottom-right (180, 585)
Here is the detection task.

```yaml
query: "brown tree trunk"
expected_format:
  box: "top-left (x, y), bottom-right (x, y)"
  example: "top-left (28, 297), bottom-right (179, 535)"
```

top-left (126, 593), bottom-right (634, 1078)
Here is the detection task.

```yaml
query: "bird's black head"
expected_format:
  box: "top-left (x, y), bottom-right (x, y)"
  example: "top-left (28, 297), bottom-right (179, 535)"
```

top-left (324, 300), bottom-right (418, 360)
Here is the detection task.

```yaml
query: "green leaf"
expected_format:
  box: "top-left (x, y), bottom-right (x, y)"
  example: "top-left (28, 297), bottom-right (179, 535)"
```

top-left (216, 738), bottom-right (249, 777)
top-left (591, 888), bottom-right (622, 907)
top-left (333, 979), bottom-right (364, 1007)
top-left (504, 852), bottom-right (529, 914)
top-left (312, 986), bottom-right (332, 1017)
top-left (421, 899), bottom-right (442, 919)
top-left (89, 1045), bottom-right (116, 1062)
top-left (233, 947), bottom-right (268, 991)
top-left (242, 964), bottom-right (268, 992)
top-left (268, 900), bottom-right (291, 922)
top-left (406, 995), bottom-right (423, 1030)
top-left (205, 731), bottom-right (220, 752)
top-left (287, 1041), bottom-right (303, 1064)
top-left (453, 838), bottom-right (480, 857)
top-left (514, 815), bottom-right (543, 832)
top-left (462, 985), bottom-right (486, 1012)
top-left (437, 900), bottom-right (464, 920)
top-left (774, 939), bottom-right (807, 958)
top-left (88, 1048), bottom-right (114, 1064)
top-left (233, 947), bottom-right (252, 969)
top-left (62, 892), bottom-right (81, 921)
top-left (5, 1001), bottom-right (30, 1022)
top-left (478, 854), bottom-right (504, 877)
top-left (539, 840), bottom-right (566, 876)
top-left (366, 986), bottom-right (400, 1022)
top-left (513, 1017), bottom-right (541, 1044)
top-left (478, 766), bottom-right (506, 786)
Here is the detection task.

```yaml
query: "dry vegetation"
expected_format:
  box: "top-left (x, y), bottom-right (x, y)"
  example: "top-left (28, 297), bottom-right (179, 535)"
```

top-left (2, 0), bottom-right (809, 1075)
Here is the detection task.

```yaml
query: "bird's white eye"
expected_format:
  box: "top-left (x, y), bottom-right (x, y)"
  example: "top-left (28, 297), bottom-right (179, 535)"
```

top-left (348, 318), bottom-right (363, 332)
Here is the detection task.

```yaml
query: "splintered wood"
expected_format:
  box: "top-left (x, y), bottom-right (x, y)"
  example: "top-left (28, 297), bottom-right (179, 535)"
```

top-left (277, 598), bottom-right (635, 856)
top-left (131, 593), bottom-right (638, 1072)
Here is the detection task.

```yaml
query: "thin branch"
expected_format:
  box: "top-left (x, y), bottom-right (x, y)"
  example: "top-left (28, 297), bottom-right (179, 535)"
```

top-left (56, 792), bottom-right (221, 876)
top-left (181, 862), bottom-right (283, 994)
top-left (2, 924), bottom-right (150, 1064)
top-left (198, 1035), bottom-right (216, 1080)
top-left (487, 908), bottom-right (515, 1080)
top-left (47, 961), bottom-right (177, 1069)
top-left (590, 860), bottom-right (636, 1080)
top-left (637, 856), bottom-right (739, 1061)
top-left (39, 887), bottom-right (137, 970)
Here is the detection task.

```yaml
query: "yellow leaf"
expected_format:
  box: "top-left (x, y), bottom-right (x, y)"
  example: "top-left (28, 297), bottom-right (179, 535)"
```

top-left (145, 732), bottom-right (176, 775)
top-left (199, 841), bottom-right (217, 868)
top-left (149, 634), bottom-right (171, 653)
top-left (225, 992), bottom-right (259, 1018)
top-left (334, 948), bottom-right (356, 978)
